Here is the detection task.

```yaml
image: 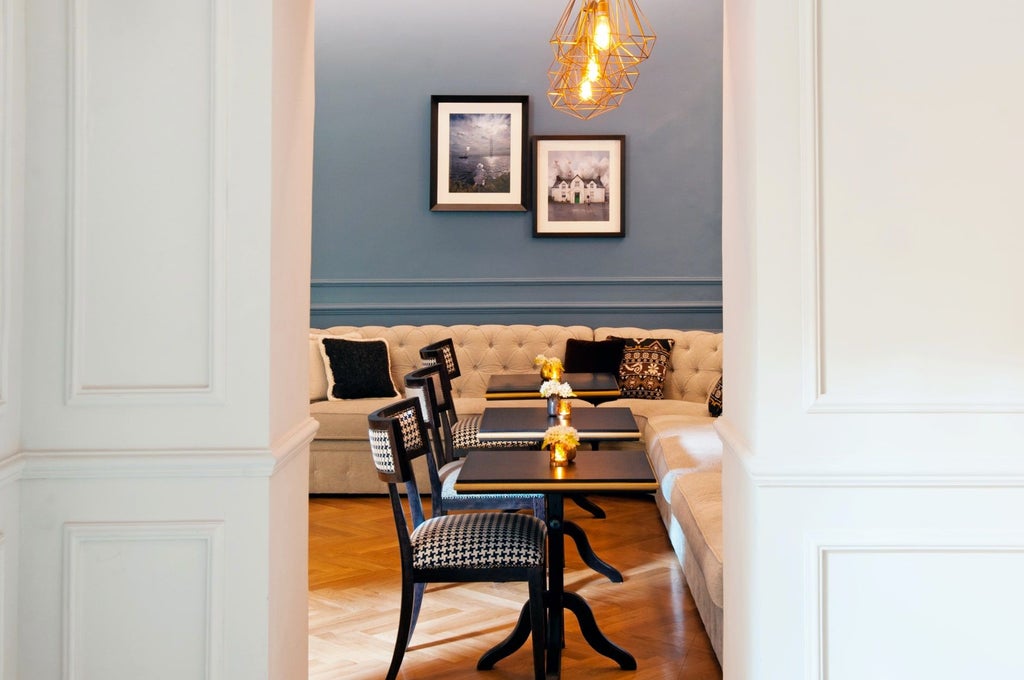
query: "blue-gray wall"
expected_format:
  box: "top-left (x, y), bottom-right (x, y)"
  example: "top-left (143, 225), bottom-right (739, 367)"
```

top-left (312, 0), bottom-right (722, 330)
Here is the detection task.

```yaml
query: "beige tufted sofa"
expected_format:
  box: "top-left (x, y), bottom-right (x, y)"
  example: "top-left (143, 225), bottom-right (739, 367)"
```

top-left (308, 323), bottom-right (725, 659)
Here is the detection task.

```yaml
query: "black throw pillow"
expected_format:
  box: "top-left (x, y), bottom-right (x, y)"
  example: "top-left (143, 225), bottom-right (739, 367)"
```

top-left (319, 337), bottom-right (400, 400)
top-left (563, 338), bottom-right (627, 374)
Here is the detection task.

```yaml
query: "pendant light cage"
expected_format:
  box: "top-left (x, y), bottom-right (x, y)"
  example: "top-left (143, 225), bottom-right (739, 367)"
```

top-left (547, 57), bottom-right (638, 120)
top-left (550, 0), bottom-right (656, 71)
top-left (548, 0), bottom-right (656, 119)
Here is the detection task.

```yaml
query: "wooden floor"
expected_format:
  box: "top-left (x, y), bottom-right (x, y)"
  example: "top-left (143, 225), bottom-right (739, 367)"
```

top-left (309, 493), bottom-right (722, 680)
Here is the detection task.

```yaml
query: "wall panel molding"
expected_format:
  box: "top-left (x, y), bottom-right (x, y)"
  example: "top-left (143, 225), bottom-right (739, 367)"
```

top-left (797, 0), bottom-right (1024, 414)
top-left (64, 521), bottom-right (224, 680)
top-left (65, 0), bottom-right (228, 404)
top-left (0, 0), bottom-right (13, 412)
top-left (808, 540), bottom-right (1024, 679)
top-left (798, 0), bottom-right (825, 413)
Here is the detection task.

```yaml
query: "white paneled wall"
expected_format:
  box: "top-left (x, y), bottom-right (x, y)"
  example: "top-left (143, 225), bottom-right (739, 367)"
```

top-left (722, 0), bottom-right (1024, 678)
top-left (9, 0), bottom-right (317, 678)
top-left (20, 0), bottom-right (275, 454)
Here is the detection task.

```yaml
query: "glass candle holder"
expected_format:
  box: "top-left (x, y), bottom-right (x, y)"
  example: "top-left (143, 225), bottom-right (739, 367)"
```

top-left (550, 442), bottom-right (577, 467)
top-left (557, 398), bottom-right (572, 417)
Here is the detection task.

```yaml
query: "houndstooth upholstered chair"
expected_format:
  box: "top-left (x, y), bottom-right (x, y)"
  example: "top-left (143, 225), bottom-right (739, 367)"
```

top-left (419, 338), bottom-right (540, 454)
top-left (367, 398), bottom-right (547, 680)
top-left (404, 365), bottom-right (547, 522)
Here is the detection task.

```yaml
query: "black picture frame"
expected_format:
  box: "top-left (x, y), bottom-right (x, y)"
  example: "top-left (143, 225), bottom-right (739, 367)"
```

top-left (532, 135), bottom-right (625, 237)
top-left (430, 95), bottom-right (530, 212)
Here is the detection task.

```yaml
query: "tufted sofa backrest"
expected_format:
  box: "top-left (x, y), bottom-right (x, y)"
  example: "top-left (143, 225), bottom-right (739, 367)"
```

top-left (310, 324), bottom-right (723, 404)
top-left (310, 324), bottom-right (594, 400)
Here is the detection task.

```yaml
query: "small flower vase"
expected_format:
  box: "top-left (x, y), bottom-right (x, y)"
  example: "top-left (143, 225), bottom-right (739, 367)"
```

top-left (549, 442), bottom-right (577, 467)
top-left (547, 395), bottom-right (560, 417)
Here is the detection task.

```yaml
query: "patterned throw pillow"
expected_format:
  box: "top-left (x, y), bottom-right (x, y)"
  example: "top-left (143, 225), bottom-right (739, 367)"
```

top-left (707, 375), bottom-right (723, 417)
top-left (319, 337), bottom-right (400, 400)
top-left (614, 337), bottom-right (675, 399)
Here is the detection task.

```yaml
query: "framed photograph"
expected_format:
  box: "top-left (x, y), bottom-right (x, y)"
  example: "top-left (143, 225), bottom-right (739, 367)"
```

top-left (430, 95), bottom-right (529, 212)
top-left (532, 135), bottom-right (625, 238)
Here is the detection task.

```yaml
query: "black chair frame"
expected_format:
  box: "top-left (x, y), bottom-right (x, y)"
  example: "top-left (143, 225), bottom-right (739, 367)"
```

top-left (405, 365), bottom-right (547, 521)
top-left (368, 398), bottom-right (547, 680)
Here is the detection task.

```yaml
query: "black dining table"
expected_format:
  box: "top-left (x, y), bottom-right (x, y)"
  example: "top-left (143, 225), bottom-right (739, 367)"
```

top-left (476, 406), bottom-right (640, 449)
top-left (455, 448), bottom-right (658, 678)
top-left (485, 372), bottom-right (621, 403)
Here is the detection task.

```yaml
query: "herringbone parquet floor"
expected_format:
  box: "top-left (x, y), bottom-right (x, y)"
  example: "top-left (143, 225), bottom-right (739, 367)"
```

top-left (309, 493), bottom-right (722, 680)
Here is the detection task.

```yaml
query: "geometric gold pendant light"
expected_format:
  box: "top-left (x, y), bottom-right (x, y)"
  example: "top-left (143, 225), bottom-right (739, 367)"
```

top-left (548, 0), bottom-right (656, 120)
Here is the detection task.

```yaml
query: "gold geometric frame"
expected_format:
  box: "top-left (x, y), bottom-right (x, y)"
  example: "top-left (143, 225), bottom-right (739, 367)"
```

top-left (547, 0), bottom-right (656, 119)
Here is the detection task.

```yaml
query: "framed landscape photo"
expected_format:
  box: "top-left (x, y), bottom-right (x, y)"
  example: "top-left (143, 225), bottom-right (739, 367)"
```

top-left (430, 95), bottom-right (529, 212)
top-left (532, 135), bottom-right (625, 237)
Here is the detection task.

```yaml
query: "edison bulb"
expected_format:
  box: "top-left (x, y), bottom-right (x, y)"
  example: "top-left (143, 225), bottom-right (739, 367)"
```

top-left (586, 56), bottom-right (601, 82)
top-left (594, 17), bottom-right (611, 49)
top-left (594, 0), bottom-right (611, 49)
top-left (579, 79), bottom-right (593, 101)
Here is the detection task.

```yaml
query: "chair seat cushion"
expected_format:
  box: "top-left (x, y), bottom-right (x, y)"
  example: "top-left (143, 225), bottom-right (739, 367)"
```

top-left (411, 512), bottom-right (547, 569)
top-left (453, 415), bottom-right (539, 450)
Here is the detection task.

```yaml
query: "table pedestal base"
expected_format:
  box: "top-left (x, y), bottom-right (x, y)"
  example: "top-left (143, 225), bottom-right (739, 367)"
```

top-left (477, 594), bottom-right (636, 677)
top-left (479, 493), bottom-right (634, 678)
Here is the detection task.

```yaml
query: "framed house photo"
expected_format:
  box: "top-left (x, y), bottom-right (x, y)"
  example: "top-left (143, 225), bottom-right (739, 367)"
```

top-left (532, 135), bottom-right (625, 237)
top-left (430, 95), bottom-right (529, 212)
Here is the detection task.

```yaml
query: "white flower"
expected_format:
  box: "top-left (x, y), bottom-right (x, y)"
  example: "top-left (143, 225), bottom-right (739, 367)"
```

top-left (540, 380), bottom-right (575, 398)
top-left (543, 424), bottom-right (580, 449)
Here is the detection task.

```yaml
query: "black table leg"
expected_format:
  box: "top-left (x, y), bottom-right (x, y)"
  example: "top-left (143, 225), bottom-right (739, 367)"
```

top-left (567, 494), bottom-right (607, 519)
top-left (564, 520), bottom-right (622, 582)
top-left (563, 591), bottom-right (637, 670)
top-left (546, 494), bottom-right (565, 677)
top-left (476, 601), bottom-right (532, 670)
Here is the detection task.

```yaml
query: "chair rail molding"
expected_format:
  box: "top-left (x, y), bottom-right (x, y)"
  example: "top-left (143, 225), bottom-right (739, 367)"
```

top-left (310, 276), bottom-right (723, 329)
top-left (19, 416), bottom-right (318, 480)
